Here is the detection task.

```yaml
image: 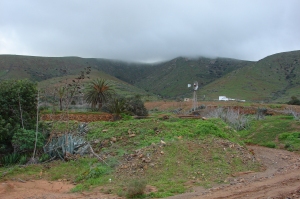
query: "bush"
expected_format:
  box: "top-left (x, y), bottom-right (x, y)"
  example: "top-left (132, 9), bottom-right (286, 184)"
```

top-left (103, 96), bottom-right (148, 119)
top-left (12, 129), bottom-right (45, 153)
top-left (0, 79), bottom-right (37, 153)
top-left (76, 164), bottom-right (111, 182)
top-left (206, 107), bottom-right (250, 130)
top-left (287, 96), bottom-right (300, 105)
top-left (103, 97), bottom-right (127, 120)
top-left (263, 142), bottom-right (276, 148)
top-left (1, 153), bottom-right (21, 166)
top-left (196, 122), bottom-right (228, 138)
top-left (256, 108), bottom-right (267, 120)
top-left (19, 155), bottom-right (28, 165)
top-left (126, 179), bottom-right (147, 198)
top-left (125, 97), bottom-right (148, 116)
top-left (39, 153), bottom-right (50, 162)
top-left (87, 165), bottom-right (111, 179)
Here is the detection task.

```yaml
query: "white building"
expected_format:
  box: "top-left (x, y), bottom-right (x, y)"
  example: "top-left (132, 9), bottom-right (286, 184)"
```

top-left (219, 96), bottom-right (229, 101)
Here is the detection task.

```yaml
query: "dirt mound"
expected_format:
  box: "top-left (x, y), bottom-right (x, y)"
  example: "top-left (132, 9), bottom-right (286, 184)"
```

top-left (114, 139), bottom-right (257, 179)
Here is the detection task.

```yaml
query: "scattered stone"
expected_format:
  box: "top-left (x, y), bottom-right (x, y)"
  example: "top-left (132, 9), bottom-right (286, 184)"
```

top-left (93, 139), bottom-right (100, 144)
top-left (160, 140), bottom-right (166, 146)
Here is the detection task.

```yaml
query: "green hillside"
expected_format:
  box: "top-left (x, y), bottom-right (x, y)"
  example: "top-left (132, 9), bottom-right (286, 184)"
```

top-left (1, 50), bottom-right (300, 102)
top-left (0, 55), bottom-right (251, 99)
top-left (0, 55), bottom-right (154, 99)
top-left (200, 50), bottom-right (300, 102)
top-left (133, 57), bottom-right (252, 98)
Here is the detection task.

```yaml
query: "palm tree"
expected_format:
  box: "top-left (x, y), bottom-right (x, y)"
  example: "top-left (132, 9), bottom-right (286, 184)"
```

top-left (84, 78), bottom-right (114, 110)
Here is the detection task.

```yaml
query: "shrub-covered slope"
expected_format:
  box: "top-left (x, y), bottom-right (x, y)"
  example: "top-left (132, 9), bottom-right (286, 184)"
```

top-left (201, 50), bottom-right (300, 102)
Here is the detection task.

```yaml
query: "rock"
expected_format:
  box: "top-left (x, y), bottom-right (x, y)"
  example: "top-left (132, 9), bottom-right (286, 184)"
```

top-left (93, 139), bottom-right (101, 144)
top-left (160, 140), bottom-right (166, 146)
top-left (111, 137), bottom-right (117, 142)
top-left (160, 151), bottom-right (164, 155)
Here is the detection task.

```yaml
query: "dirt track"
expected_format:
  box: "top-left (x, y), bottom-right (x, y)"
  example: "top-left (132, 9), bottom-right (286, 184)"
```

top-left (1, 146), bottom-right (300, 199)
top-left (167, 146), bottom-right (300, 199)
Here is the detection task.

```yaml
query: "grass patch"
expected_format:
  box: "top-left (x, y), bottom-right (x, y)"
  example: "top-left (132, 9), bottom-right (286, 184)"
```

top-left (278, 132), bottom-right (300, 151)
top-left (239, 115), bottom-right (300, 150)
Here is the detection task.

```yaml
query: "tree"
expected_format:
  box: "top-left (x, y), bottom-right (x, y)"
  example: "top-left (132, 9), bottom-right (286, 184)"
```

top-left (84, 78), bottom-right (115, 110)
top-left (56, 86), bottom-right (66, 111)
top-left (287, 96), bottom-right (300, 105)
top-left (0, 79), bottom-right (37, 152)
top-left (125, 97), bottom-right (148, 116)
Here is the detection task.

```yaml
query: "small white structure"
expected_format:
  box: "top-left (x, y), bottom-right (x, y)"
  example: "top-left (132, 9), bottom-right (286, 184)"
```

top-left (184, 98), bottom-right (190, 102)
top-left (219, 96), bottom-right (229, 101)
top-left (219, 96), bottom-right (245, 102)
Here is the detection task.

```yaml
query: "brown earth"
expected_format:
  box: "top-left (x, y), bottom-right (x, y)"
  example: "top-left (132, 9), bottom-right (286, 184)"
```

top-left (0, 179), bottom-right (121, 199)
top-left (41, 113), bottom-right (114, 122)
top-left (1, 146), bottom-right (300, 199)
top-left (145, 101), bottom-right (300, 116)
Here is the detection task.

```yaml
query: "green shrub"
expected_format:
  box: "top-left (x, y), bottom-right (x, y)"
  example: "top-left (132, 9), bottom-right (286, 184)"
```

top-left (39, 153), bottom-right (50, 162)
top-left (263, 142), bottom-right (276, 148)
top-left (125, 97), bottom-right (148, 116)
top-left (126, 179), bottom-right (147, 198)
top-left (121, 113), bottom-right (133, 120)
top-left (77, 164), bottom-right (111, 181)
top-left (87, 165), bottom-right (111, 179)
top-left (19, 155), bottom-right (28, 165)
top-left (0, 79), bottom-right (37, 153)
top-left (12, 129), bottom-right (45, 153)
top-left (1, 153), bottom-right (21, 166)
top-left (287, 96), bottom-right (300, 105)
top-left (278, 132), bottom-right (300, 151)
top-left (196, 122), bottom-right (228, 138)
top-left (279, 132), bottom-right (300, 140)
top-left (103, 96), bottom-right (148, 118)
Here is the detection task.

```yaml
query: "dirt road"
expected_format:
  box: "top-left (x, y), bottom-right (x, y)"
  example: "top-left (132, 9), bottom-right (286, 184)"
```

top-left (167, 145), bottom-right (300, 199)
top-left (1, 145), bottom-right (300, 199)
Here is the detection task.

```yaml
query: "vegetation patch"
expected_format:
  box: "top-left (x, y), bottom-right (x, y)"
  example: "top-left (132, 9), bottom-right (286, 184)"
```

top-left (239, 115), bottom-right (300, 150)
top-left (278, 132), bottom-right (300, 151)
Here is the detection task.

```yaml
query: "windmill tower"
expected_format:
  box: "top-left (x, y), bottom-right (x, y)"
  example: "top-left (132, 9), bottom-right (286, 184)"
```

top-left (193, 81), bottom-right (198, 111)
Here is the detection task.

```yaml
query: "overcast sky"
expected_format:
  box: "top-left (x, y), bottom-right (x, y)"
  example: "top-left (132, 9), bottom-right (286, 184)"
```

top-left (1, 0), bottom-right (300, 62)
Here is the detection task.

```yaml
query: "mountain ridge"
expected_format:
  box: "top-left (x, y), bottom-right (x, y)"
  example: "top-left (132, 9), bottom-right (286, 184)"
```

top-left (1, 50), bottom-right (300, 102)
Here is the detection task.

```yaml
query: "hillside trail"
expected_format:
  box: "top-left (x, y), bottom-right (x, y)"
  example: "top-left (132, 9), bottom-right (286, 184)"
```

top-left (1, 145), bottom-right (300, 199)
top-left (167, 145), bottom-right (300, 199)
